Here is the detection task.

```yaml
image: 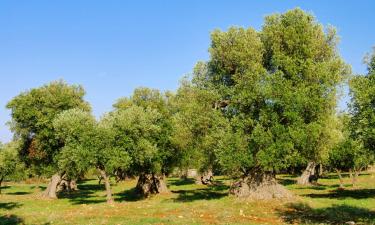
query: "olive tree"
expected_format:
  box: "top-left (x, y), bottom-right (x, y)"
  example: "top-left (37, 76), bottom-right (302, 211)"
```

top-left (171, 77), bottom-right (229, 184)
top-left (53, 109), bottom-right (131, 203)
top-left (112, 97), bottom-right (173, 196)
top-left (6, 80), bottom-right (91, 198)
top-left (197, 8), bottom-right (348, 199)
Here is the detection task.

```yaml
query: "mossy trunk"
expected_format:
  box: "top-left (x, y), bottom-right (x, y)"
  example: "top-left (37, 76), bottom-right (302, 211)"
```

top-left (136, 173), bottom-right (169, 197)
top-left (42, 173), bottom-right (62, 199)
top-left (229, 168), bottom-right (293, 200)
top-left (297, 161), bottom-right (318, 185)
top-left (98, 169), bottom-right (114, 204)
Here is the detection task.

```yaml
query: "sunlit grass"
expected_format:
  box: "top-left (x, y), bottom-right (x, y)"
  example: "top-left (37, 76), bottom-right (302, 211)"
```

top-left (1, 173), bottom-right (374, 224)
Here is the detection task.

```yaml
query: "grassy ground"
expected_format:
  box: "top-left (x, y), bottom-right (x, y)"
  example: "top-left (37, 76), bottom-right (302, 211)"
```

top-left (1, 173), bottom-right (375, 225)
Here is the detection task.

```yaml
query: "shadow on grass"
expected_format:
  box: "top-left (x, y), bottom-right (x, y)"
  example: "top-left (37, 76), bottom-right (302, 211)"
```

top-left (168, 178), bottom-right (196, 186)
top-left (0, 202), bottom-right (23, 210)
top-left (171, 183), bottom-right (229, 202)
top-left (6, 191), bottom-right (32, 195)
top-left (57, 182), bottom-right (106, 205)
top-left (0, 186), bottom-right (10, 192)
top-left (304, 188), bottom-right (375, 199)
top-left (278, 202), bottom-right (375, 224)
top-left (114, 187), bottom-right (145, 202)
top-left (277, 178), bottom-right (296, 186)
top-left (0, 215), bottom-right (24, 225)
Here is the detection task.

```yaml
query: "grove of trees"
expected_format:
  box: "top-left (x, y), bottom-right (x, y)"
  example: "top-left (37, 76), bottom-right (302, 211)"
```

top-left (1, 8), bottom-right (374, 202)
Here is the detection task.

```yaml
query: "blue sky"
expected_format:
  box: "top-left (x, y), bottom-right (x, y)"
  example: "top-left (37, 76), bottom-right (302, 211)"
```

top-left (1, 1), bottom-right (374, 143)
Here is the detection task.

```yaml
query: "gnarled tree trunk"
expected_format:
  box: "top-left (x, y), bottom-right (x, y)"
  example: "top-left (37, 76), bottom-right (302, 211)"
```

top-left (57, 179), bottom-right (78, 192)
top-left (42, 173), bottom-right (62, 199)
top-left (195, 170), bottom-right (214, 185)
top-left (297, 161), bottom-right (318, 185)
top-left (229, 168), bottom-right (293, 200)
top-left (136, 173), bottom-right (169, 197)
top-left (98, 169), bottom-right (114, 204)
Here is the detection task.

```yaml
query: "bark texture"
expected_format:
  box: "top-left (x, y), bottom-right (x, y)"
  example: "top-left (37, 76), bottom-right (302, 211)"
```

top-left (99, 169), bottom-right (114, 204)
top-left (42, 173), bottom-right (62, 199)
top-left (297, 161), bottom-right (318, 185)
top-left (229, 169), bottom-right (293, 200)
top-left (195, 170), bottom-right (214, 185)
top-left (136, 173), bottom-right (169, 197)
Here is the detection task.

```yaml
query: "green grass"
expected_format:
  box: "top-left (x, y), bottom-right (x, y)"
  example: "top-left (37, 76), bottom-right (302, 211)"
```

top-left (1, 173), bottom-right (375, 225)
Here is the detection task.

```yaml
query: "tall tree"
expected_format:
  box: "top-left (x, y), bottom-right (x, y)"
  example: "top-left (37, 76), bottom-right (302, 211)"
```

top-left (6, 80), bottom-right (90, 198)
top-left (198, 8), bottom-right (348, 199)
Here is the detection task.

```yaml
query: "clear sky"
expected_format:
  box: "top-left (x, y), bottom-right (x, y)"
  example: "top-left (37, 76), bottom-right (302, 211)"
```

top-left (1, 1), bottom-right (374, 143)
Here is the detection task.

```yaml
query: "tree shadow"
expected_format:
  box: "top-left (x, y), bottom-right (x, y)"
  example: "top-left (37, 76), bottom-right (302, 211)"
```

top-left (0, 214), bottom-right (24, 225)
top-left (278, 202), bottom-right (375, 224)
top-left (277, 178), bottom-right (296, 186)
top-left (171, 183), bottom-right (229, 202)
top-left (114, 187), bottom-right (145, 202)
top-left (0, 202), bottom-right (23, 210)
top-left (168, 178), bottom-right (196, 186)
top-left (57, 183), bottom-right (106, 205)
top-left (304, 188), bottom-right (375, 199)
top-left (6, 191), bottom-right (32, 195)
top-left (0, 186), bottom-right (10, 192)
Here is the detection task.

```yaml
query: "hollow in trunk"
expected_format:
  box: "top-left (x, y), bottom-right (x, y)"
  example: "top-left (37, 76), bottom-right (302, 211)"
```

top-left (297, 162), bottom-right (318, 185)
top-left (136, 173), bottom-right (169, 197)
top-left (229, 168), bottom-right (293, 200)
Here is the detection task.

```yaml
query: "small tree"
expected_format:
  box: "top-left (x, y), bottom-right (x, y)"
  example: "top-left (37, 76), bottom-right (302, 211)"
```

top-left (0, 141), bottom-right (24, 193)
top-left (53, 109), bottom-right (131, 203)
top-left (112, 88), bottom-right (179, 196)
top-left (171, 77), bottom-right (228, 184)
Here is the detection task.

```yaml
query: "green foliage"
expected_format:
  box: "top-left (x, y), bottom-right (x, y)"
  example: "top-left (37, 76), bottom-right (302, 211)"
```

top-left (113, 87), bottom-right (178, 176)
top-left (0, 141), bottom-right (25, 182)
top-left (350, 47), bottom-right (375, 155)
top-left (105, 105), bottom-right (163, 175)
top-left (201, 8), bottom-right (348, 176)
top-left (53, 109), bottom-right (131, 179)
top-left (6, 80), bottom-right (90, 174)
top-left (171, 78), bottom-right (229, 173)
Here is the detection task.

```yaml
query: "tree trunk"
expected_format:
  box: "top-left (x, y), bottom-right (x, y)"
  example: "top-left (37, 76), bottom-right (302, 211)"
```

top-left (297, 161), bottom-right (318, 185)
top-left (195, 170), bottom-right (214, 185)
top-left (69, 180), bottom-right (78, 191)
top-left (319, 164), bottom-right (323, 177)
top-left (0, 177), bottom-right (3, 194)
top-left (98, 169), bottom-right (114, 204)
top-left (352, 169), bottom-right (361, 188)
top-left (42, 173), bottom-right (62, 199)
top-left (229, 168), bottom-right (293, 200)
top-left (136, 173), bottom-right (169, 197)
top-left (336, 169), bottom-right (344, 189)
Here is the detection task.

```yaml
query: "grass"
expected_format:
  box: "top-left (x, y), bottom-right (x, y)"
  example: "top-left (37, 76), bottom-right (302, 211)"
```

top-left (0, 173), bottom-right (375, 225)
